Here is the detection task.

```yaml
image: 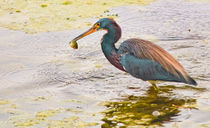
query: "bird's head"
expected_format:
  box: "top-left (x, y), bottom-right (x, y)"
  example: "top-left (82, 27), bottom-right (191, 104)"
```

top-left (70, 18), bottom-right (118, 49)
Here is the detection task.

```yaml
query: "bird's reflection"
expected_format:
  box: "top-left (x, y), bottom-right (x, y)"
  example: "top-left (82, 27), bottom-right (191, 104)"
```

top-left (101, 85), bottom-right (205, 128)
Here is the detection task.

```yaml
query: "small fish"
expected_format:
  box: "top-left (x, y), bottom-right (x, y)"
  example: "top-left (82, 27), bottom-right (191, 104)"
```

top-left (69, 40), bottom-right (78, 49)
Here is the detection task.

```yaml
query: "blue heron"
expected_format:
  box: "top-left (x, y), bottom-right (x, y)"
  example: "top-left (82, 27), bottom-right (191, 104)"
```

top-left (70, 18), bottom-right (197, 90)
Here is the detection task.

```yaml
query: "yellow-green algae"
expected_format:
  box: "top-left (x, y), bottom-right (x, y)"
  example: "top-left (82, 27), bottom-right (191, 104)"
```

top-left (11, 109), bottom-right (61, 127)
top-left (5, 97), bottom-right (99, 127)
top-left (0, 0), bottom-right (156, 33)
top-left (47, 116), bottom-right (98, 128)
top-left (35, 109), bottom-right (61, 121)
top-left (101, 85), bottom-right (205, 128)
top-left (10, 107), bottom-right (98, 127)
top-left (32, 96), bottom-right (49, 101)
top-left (0, 99), bottom-right (10, 105)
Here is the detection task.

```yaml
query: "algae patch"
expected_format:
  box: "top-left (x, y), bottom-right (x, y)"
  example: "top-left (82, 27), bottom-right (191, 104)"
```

top-left (0, 0), bottom-right (156, 33)
top-left (101, 86), bottom-right (198, 127)
top-left (10, 107), bottom-right (98, 127)
top-left (6, 97), bottom-right (99, 127)
top-left (0, 99), bottom-right (10, 105)
top-left (47, 116), bottom-right (99, 128)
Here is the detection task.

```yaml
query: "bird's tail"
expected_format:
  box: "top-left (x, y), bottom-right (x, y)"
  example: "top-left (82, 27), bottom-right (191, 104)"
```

top-left (186, 76), bottom-right (197, 86)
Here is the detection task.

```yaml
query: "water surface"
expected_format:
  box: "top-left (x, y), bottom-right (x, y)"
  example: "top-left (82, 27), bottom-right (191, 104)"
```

top-left (0, 0), bottom-right (210, 127)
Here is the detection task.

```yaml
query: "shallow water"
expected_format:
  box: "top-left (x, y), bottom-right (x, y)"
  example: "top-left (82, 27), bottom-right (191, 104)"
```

top-left (0, 0), bottom-right (210, 128)
top-left (0, 0), bottom-right (155, 33)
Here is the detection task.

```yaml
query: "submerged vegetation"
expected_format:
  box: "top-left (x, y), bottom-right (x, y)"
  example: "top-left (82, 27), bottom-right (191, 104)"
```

top-left (101, 85), bottom-right (205, 127)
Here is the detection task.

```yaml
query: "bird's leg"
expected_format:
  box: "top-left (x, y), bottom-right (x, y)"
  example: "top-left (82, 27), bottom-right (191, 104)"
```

top-left (148, 81), bottom-right (159, 91)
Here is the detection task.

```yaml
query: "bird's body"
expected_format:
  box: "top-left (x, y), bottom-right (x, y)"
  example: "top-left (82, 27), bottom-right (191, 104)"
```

top-left (70, 18), bottom-right (197, 87)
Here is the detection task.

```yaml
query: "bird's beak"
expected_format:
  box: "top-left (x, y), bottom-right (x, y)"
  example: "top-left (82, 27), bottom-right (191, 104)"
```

top-left (73, 26), bottom-right (98, 41)
top-left (69, 26), bottom-right (99, 49)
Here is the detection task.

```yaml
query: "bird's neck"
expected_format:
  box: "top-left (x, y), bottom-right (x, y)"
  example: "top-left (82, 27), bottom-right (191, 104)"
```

top-left (101, 24), bottom-right (121, 54)
top-left (101, 25), bottom-right (125, 71)
top-left (101, 24), bottom-right (121, 56)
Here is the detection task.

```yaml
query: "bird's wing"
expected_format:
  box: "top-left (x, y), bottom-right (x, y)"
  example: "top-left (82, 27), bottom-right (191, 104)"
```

top-left (120, 53), bottom-right (186, 82)
top-left (118, 38), bottom-right (195, 84)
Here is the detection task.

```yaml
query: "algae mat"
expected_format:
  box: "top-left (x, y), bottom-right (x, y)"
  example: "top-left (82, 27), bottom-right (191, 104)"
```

top-left (0, 0), bottom-right (156, 33)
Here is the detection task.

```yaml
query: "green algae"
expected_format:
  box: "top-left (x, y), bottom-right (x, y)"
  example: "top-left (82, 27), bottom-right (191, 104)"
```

top-left (13, 116), bottom-right (39, 127)
top-left (41, 4), bottom-right (48, 8)
top-left (101, 86), bottom-right (199, 127)
top-left (62, 1), bottom-right (73, 5)
top-left (32, 96), bottom-right (49, 101)
top-left (11, 109), bottom-right (61, 127)
top-left (0, 0), bottom-right (156, 33)
top-left (15, 10), bottom-right (21, 13)
top-left (5, 96), bottom-right (99, 127)
top-left (47, 116), bottom-right (99, 128)
top-left (10, 107), bottom-right (98, 127)
top-left (35, 109), bottom-right (61, 121)
top-left (0, 99), bottom-right (10, 105)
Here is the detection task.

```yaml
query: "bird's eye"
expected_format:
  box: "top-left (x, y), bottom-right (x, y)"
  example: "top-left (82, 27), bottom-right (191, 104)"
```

top-left (95, 23), bottom-right (100, 27)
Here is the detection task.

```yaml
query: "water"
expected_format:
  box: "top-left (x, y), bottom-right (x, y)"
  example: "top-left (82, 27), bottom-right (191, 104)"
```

top-left (0, 0), bottom-right (210, 127)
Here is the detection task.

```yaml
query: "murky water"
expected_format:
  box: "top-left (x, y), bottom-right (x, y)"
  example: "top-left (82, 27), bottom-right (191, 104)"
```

top-left (0, 0), bottom-right (210, 128)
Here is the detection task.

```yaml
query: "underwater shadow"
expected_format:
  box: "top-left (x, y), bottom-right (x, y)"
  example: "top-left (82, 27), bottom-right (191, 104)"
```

top-left (101, 85), bottom-right (205, 128)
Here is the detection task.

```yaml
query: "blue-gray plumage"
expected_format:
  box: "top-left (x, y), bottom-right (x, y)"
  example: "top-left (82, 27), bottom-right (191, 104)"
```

top-left (118, 38), bottom-right (196, 85)
top-left (70, 18), bottom-right (197, 88)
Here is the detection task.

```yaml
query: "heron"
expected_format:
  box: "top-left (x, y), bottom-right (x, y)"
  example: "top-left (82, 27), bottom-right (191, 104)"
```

top-left (69, 18), bottom-right (197, 90)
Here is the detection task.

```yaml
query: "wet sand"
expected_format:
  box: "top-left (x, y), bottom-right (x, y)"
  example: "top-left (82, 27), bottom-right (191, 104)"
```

top-left (0, 0), bottom-right (210, 127)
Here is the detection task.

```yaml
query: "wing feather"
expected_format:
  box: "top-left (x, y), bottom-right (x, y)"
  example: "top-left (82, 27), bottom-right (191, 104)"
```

top-left (120, 53), bottom-right (187, 82)
top-left (118, 38), bottom-right (188, 81)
